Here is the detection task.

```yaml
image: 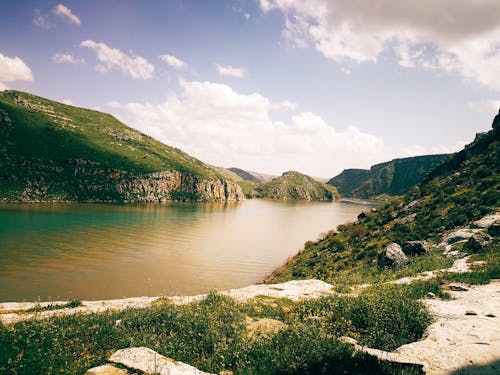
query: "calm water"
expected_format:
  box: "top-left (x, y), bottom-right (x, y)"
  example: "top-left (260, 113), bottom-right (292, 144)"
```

top-left (0, 199), bottom-right (378, 302)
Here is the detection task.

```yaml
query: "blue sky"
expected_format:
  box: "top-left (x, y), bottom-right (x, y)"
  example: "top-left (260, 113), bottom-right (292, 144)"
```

top-left (1, 0), bottom-right (499, 177)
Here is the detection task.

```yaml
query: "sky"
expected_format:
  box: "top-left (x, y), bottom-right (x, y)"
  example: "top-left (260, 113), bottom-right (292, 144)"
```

top-left (0, 0), bottom-right (499, 178)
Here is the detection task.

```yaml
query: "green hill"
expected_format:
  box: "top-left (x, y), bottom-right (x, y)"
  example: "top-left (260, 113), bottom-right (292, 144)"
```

top-left (257, 171), bottom-right (339, 201)
top-left (0, 91), bottom-right (244, 202)
top-left (328, 154), bottom-right (450, 199)
top-left (268, 121), bottom-right (499, 283)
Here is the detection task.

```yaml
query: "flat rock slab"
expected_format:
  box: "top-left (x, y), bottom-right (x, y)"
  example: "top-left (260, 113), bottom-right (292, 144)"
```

top-left (0, 280), bottom-right (334, 324)
top-left (351, 281), bottom-right (500, 375)
top-left (85, 364), bottom-right (133, 375)
top-left (109, 347), bottom-right (213, 375)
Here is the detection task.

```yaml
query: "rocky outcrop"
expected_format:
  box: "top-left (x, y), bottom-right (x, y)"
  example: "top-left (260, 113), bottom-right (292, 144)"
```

top-left (115, 171), bottom-right (244, 202)
top-left (378, 243), bottom-right (408, 268)
top-left (463, 232), bottom-right (492, 253)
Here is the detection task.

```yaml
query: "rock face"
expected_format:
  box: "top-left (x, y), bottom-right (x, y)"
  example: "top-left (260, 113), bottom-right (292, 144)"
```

top-left (470, 213), bottom-right (500, 229)
top-left (463, 232), bottom-right (492, 253)
top-left (378, 243), bottom-right (408, 268)
top-left (328, 154), bottom-right (449, 199)
top-left (115, 171), bottom-right (244, 202)
top-left (402, 241), bottom-right (430, 256)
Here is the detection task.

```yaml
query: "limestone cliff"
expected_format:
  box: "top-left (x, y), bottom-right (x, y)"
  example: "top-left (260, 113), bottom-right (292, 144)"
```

top-left (0, 90), bottom-right (244, 202)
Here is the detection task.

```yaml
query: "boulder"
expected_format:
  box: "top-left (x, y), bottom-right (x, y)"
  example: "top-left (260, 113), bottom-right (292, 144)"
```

top-left (463, 232), bottom-right (492, 253)
top-left (402, 241), bottom-right (430, 256)
top-left (378, 243), bottom-right (408, 268)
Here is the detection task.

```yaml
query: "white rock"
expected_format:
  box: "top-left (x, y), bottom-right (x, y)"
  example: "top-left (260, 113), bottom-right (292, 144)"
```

top-left (84, 364), bottom-right (131, 375)
top-left (470, 213), bottom-right (500, 229)
top-left (109, 347), bottom-right (213, 375)
top-left (348, 281), bottom-right (500, 375)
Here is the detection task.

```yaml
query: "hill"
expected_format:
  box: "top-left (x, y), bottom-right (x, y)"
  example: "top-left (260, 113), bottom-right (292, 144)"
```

top-left (228, 167), bottom-right (276, 183)
top-left (328, 154), bottom-right (450, 199)
top-left (268, 120), bottom-right (499, 283)
top-left (257, 171), bottom-right (339, 201)
top-left (0, 91), bottom-right (244, 202)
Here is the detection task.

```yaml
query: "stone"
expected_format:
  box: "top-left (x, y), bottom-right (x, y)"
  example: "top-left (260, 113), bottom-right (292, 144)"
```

top-left (402, 240), bottom-right (430, 256)
top-left (465, 310), bottom-right (477, 316)
top-left (448, 283), bottom-right (469, 292)
top-left (463, 232), bottom-right (492, 253)
top-left (245, 317), bottom-right (287, 341)
top-left (85, 364), bottom-right (131, 375)
top-left (109, 347), bottom-right (214, 375)
top-left (339, 336), bottom-right (358, 345)
top-left (378, 243), bottom-right (408, 268)
top-left (442, 229), bottom-right (476, 245)
top-left (470, 213), bottom-right (500, 229)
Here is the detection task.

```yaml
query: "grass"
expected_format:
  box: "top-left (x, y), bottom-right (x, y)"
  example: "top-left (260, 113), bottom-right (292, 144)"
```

top-left (0, 288), bottom-right (430, 374)
top-left (25, 300), bottom-right (82, 313)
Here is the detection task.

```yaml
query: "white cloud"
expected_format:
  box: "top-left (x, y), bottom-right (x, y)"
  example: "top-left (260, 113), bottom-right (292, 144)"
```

top-left (33, 9), bottom-right (54, 29)
top-left (158, 54), bottom-right (187, 70)
top-left (0, 53), bottom-right (34, 89)
top-left (215, 64), bottom-right (246, 78)
top-left (401, 140), bottom-right (467, 157)
top-left (467, 100), bottom-right (500, 115)
top-left (106, 100), bottom-right (122, 108)
top-left (52, 53), bottom-right (86, 65)
top-left (61, 99), bottom-right (74, 105)
top-left (53, 4), bottom-right (81, 25)
top-left (81, 40), bottom-right (155, 80)
top-left (260, 0), bottom-right (500, 92)
top-left (111, 80), bottom-right (389, 176)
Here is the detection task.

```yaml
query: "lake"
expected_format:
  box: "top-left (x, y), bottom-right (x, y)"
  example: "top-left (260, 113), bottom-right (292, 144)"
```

top-left (0, 199), bottom-right (378, 302)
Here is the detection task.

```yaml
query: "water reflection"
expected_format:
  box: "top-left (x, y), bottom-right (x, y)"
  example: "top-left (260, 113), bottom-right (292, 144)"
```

top-left (0, 199), bottom-right (379, 301)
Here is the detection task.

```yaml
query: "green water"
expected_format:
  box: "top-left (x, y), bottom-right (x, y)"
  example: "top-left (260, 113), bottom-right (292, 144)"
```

top-left (0, 199), bottom-right (378, 301)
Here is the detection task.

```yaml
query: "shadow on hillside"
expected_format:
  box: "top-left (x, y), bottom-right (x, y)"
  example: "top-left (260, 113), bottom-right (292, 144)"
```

top-left (450, 359), bottom-right (500, 375)
top-left (280, 354), bottom-right (424, 375)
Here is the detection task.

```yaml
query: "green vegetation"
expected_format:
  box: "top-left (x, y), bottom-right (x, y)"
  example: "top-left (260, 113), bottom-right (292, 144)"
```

top-left (25, 300), bottom-right (82, 313)
top-left (1, 290), bottom-right (427, 375)
top-left (256, 171), bottom-right (339, 201)
top-left (269, 125), bottom-right (499, 285)
top-left (328, 154), bottom-right (449, 199)
top-left (0, 91), bottom-right (238, 202)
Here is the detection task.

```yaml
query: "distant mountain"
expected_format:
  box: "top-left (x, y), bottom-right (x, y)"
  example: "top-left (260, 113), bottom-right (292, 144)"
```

top-left (257, 171), bottom-right (339, 201)
top-left (0, 90), bottom-right (244, 202)
top-left (328, 154), bottom-right (450, 199)
top-left (228, 167), bottom-right (277, 183)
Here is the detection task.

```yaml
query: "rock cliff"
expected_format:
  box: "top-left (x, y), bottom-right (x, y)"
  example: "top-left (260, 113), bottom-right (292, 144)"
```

top-left (0, 90), bottom-right (244, 202)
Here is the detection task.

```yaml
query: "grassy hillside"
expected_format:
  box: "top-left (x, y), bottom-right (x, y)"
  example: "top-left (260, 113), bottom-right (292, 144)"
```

top-left (328, 154), bottom-right (449, 199)
top-left (268, 125), bottom-right (499, 284)
top-left (257, 171), bottom-right (339, 201)
top-left (0, 91), bottom-right (242, 202)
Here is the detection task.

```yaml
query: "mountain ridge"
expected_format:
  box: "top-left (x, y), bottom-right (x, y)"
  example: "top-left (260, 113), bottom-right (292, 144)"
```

top-left (328, 154), bottom-right (450, 199)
